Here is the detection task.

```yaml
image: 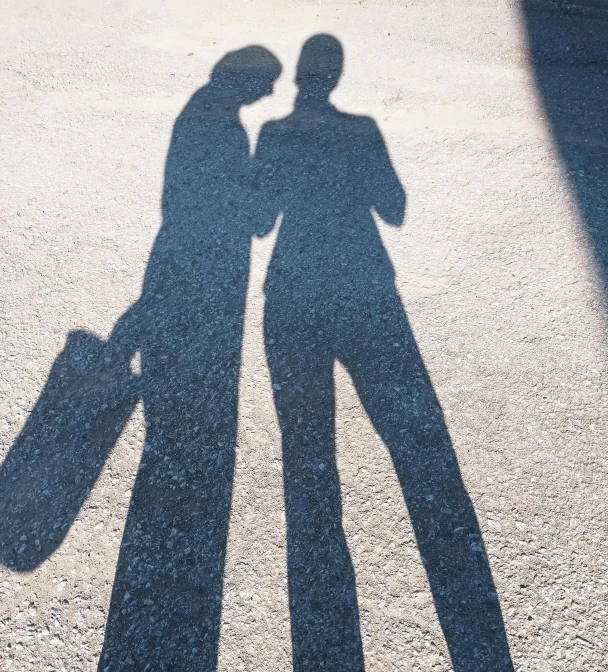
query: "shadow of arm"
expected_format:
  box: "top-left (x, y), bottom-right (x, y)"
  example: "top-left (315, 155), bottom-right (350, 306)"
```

top-left (252, 122), bottom-right (283, 237)
top-left (367, 118), bottom-right (406, 226)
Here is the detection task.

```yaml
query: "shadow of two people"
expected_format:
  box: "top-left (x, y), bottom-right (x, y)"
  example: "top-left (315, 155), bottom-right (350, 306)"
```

top-left (0, 34), bottom-right (513, 671)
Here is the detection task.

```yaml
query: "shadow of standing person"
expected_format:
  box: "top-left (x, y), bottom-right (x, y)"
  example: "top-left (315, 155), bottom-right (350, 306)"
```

top-left (96, 47), bottom-right (281, 670)
top-left (256, 35), bottom-right (514, 671)
top-left (0, 46), bottom-right (281, 670)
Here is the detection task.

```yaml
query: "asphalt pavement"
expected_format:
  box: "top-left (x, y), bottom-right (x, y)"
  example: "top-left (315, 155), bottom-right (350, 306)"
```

top-left (0, 1), bottom-right (606, 670)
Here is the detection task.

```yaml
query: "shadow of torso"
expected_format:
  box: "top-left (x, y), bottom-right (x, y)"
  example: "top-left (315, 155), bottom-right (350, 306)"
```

top-left (262, 103), bottom-right (400, 311)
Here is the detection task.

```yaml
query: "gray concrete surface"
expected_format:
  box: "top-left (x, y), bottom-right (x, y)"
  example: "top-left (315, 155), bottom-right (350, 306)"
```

top-left (1, 0), bottom-right (607, 670)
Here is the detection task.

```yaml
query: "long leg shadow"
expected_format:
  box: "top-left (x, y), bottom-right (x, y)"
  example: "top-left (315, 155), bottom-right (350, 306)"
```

top-left (257, 34), bottom-right (514, 671)
top-left (521, 1), bottom-right (608, 286)
top-left (0, 47), bottom-right (281, 671)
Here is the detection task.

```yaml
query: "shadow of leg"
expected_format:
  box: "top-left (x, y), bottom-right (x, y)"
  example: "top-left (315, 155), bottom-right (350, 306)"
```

top-left (343, 290), bottom-right (514, 672)
top-left (266, 304), bottom-right (365, 672)
top-left (98, 352), bottom-right (238, 671)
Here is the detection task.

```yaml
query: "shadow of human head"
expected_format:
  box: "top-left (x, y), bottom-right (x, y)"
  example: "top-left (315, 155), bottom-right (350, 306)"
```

top-left (295, 34), bottom-right (343, 105)
top-left (208, 45), bottom-right (282, 107)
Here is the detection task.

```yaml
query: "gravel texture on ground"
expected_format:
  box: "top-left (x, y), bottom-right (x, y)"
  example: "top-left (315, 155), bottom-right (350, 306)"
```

top-left (0, 1), bottom-right (606, 671)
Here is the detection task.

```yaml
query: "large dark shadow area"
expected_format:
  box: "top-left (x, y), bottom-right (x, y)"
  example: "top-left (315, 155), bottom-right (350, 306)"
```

top-left (256, 34), bottom-right (514, 672)
top-left (0, 34), bottom-right (515, 672)
top-left (522, 0), bottom-right (608, 287)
